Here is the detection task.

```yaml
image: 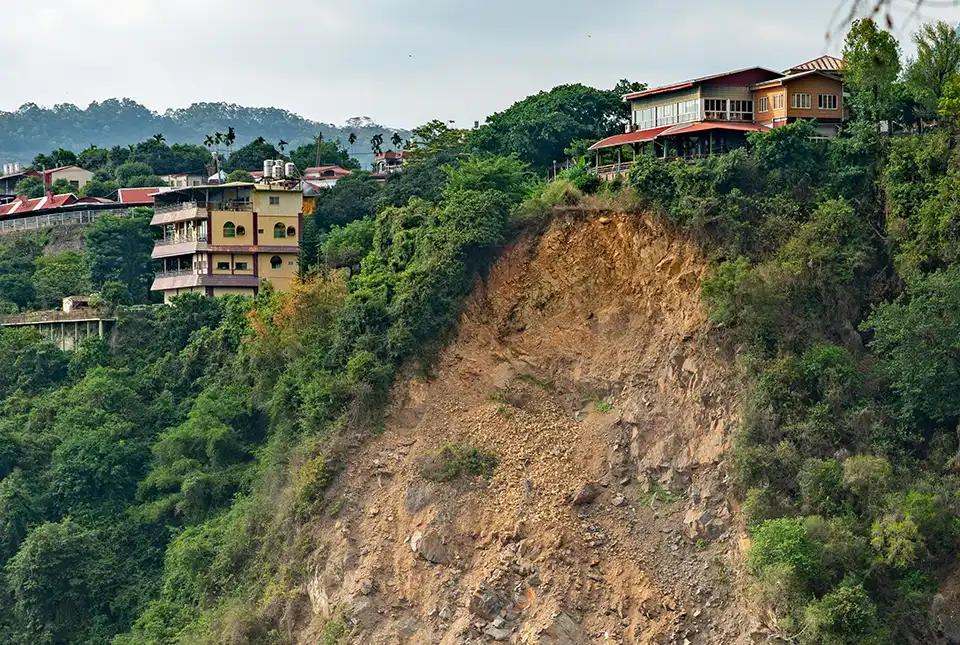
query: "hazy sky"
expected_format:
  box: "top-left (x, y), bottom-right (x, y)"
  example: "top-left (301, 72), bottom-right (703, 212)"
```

top-left (3, 0), bottom-right (960, 129)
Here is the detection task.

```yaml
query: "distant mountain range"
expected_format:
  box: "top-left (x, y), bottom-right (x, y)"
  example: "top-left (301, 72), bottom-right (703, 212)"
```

top-left (0, 99), bottom-right (411, 168)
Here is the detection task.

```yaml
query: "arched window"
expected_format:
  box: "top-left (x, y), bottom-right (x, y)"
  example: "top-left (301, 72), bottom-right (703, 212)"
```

top-left (270, 255), bottom-right (282, 270)
top-left (273, 223), bottom-right (286, 238)
top-left (223, 221), bottom-right (236, 238)
top-left (286, 226), bottom-right (296, 238)
top-left (236, 225), bottom-right (246, 236)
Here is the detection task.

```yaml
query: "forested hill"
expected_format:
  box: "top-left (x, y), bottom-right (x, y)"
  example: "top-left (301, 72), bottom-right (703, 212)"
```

top-left (0, 99), bottom-right (409, 166)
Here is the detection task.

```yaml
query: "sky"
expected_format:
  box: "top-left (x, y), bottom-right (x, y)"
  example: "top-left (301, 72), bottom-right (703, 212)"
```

top-left (3, 0), bottom-right (960, 130)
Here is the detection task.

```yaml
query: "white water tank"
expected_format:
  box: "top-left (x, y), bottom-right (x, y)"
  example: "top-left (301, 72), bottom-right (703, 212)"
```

top-left (284, 162), bottom-right (296, 178)
top-left (263, 160), bottom-right (274, 180)
top-left (271, 164), bottom-right (283, 179)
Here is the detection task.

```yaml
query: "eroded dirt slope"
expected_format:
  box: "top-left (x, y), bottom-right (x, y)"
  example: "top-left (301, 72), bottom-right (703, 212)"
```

top-left (301, 211), bottom-right (761, 644)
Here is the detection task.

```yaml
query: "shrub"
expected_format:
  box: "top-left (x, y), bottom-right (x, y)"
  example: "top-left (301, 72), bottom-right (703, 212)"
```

top-left (627, 155), bottom-right (676, 209)
top-left (748, 518), bottom-right (822, 584)
top-left (798, 459), bottom-right (848, 516)
top-left (802, 584), bottom-right (887, 645)
top-left (420, 443), bottom-right (498, 482)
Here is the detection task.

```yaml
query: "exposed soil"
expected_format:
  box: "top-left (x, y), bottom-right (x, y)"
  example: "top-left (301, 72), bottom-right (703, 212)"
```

top-left (298, 211), bottom-right (767, 644)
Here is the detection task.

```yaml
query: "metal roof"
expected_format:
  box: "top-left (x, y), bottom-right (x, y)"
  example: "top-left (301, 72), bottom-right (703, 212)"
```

top-left (787, 55), bottom-right (844, 73)
top-left (750, 69), bottom-right (843, 89)
top-left (623, 66), bottom-right (782, 100)
top-left (589, 126), bottom-right (674, 150)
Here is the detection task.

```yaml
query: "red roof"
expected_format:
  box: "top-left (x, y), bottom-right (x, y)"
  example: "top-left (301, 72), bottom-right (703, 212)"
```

top-left (589, 126), bottom-right (674, 150)
top-left (661, 121), bottom-right (769, 136)
top-left (0, 193), bottom-right (78, 217)
top-left (117, 187), bottom-right (163, 205)
top-left (39, 165), bottom-right (86, 177)
top-left (624, 66), bottom-right (782, 100)
top-left (304, 165), bottom-right (351, 178)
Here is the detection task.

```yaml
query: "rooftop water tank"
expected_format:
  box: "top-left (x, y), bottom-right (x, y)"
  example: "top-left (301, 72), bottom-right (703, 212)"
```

top-left (284, 162), bottom-right (296, 178)
top-left (263, 160), bottom-right (275, 180)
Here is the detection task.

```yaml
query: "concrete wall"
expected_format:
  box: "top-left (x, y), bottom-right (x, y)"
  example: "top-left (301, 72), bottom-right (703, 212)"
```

top-left (48, 167), bottom-right (94, 189)
top-left (253, 189), bottom-right (301, 216)
top-left (258, 252), bottom-right (299, 292)
top-left (258, 214), bottom-right (300, 247)
top-left (210, 210), bottom-right (254, 245)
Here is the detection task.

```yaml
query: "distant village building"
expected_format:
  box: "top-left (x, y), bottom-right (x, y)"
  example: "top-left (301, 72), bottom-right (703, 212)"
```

top-left (373, 151), bottom-right (406, 175)
top-left (161, 172), bottom-right (206, 188)
top-left (588, 56), bottom-right (846, 178)
top-left (117, 187), bottom-right (167, 206)
top-left (39, 165), bottom-right (94, 191)
top-left (150, 182), bottom-right (302, 303)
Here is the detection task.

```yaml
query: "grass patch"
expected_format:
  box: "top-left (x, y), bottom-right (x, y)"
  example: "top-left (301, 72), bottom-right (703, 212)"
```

top-left (516, 373), bottom-right (556, 392)
top-left (488, 390), bottom-right (506, 402)
top-left (594, 399), bottom-right (614, 413)
top-left (420, 443), bottom-right (499, 482)
top-left (637, 482), bottom-right (685, 507)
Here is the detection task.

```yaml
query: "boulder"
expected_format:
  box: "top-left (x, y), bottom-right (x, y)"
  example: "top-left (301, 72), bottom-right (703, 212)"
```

top-left (411, 530), bottom-right (449, 565)
top-left (469, 583), bottom-right (508, 621)
top-left (572, 482), bottom-right (601, 506)
top-left (684, 508), bottom-right (716, 541)
top-left (537, 611), bottom-right (581, 645)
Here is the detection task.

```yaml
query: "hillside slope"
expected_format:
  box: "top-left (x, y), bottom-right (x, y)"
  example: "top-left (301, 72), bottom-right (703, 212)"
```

top-left (299, 211), bottom-right (757, 644)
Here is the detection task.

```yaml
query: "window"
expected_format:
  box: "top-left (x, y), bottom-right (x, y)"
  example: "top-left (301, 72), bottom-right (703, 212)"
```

top-left (772, 93), bottom-right (785, 110)
top-left (677, 99), bottom-right (701, 124)
top-left (635, 107), bottom-right (656, 130)
top-left (69, 180), bottom-right (79, 189)
top-left (236, 225), bottom-right (246, 236)
top-left (286, 226), bottom-right (296, 238)
top-left (269, 196), bottom-right (280, 205)
top-left (216, 262), bottom-right (230, 271)
top-left (729, 100), bottom-right (753, 121)
top-left (274, 223), bottom-right (286, 238)
top-left (270, 255), bottom-right (282, 270)
top-left (818, 94), bottom-right (838, 110)
top-left (656, 103), bottom-right (677, 127)
top-left (791, 92), bottom-right (811, 109)
top-left (757, 96), bottom-right (769, 113)
top-left (223, 221), bottom-right (236, 238)
top-left (235, 262), bottom-right (248, 271)
top-left (704, 98), bottom-right (728, 120)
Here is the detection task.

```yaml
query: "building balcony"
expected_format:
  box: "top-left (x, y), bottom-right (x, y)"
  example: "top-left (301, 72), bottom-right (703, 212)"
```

top-left (152, 236), bottom-right (209, 259)
top-left (151, 270), bottom-right (260, 292)
top-left (151, 202), bottom-right (202, 225)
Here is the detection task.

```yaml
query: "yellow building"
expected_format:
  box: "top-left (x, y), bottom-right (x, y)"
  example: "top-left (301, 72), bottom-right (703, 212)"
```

top-left (150, 182), bottom-right (302, 303)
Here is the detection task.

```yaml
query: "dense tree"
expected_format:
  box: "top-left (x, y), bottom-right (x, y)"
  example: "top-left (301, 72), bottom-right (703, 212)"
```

top-left (224, 138), bottom-right (281, 172)
top-left (30, 147), bottom-right (77, 170)
top-left (79, 179), bottom-right (120, 198)
top-left (32, 252), bottom-right (90, 308)
top-left (84, 211), bottom-right (155, 302)
top-left (470, 83), bottom-right (626, 169)
top-left (843, 18), bottom-right (903, 126)
top-left (904, 21), bottom-right (960, 122)
top-left (48, 178), bottom-right (73, 195)
top-left (13, 176), bottom-right (44, 199)
top-left (225, 169), bottom-right (255, 183)
top-left (290, 139), bottom-right (360, 171)
top-left (311, 171), bottom-right (381, 231)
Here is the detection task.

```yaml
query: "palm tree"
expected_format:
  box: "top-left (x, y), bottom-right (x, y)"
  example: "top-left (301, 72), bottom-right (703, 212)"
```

top-left (278, 139), bottom-right (289, 153)
top-left (391, 132), bottom-right (403, 149)
top-left (255, 136), bottom-right (266, 145)
top-left (224, 127), bottom-right (236, 157)
top-left (348, 132), bottom-right (357, 146)
top-left (371, 134), bottom-right (384, 155)
top-left (204, 135), bottom-right (215, 148)
top-left (153, 133), bottom-right (165, 144)
top-left (313, 133), bottom-right (324, 167)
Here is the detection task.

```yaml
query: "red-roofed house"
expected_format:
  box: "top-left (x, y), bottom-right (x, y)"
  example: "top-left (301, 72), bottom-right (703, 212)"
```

top-left (587, 59), bottom-right (846, 177)
top-left (303, 166), bottom-right (352, 188)
top-left (0, 193), bottom-right (79, 217)
top-left (118, 187), bottom-right (166, 206)
top-left (373, 150), bottom-right (407, 174)
top-left (39, 166), bottom-right (94, 191)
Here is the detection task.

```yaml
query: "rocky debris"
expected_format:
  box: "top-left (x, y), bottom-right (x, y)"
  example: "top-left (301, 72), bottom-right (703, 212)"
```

top-left (410, 530), bottom-right (449, 565)
top-left (932, 580), bottom-right (960, 643)
top-left (468, 583), bottom-right (509, 621)
top-left (485, 622), bottom-right (514, 641)
top-left (404, 483), bottom-right (433, 513)
top-left (536, 611), bottom-right (581, 644)
top-left (684, 508), bottom-right (716, 541)
top-left (572, 481), bottom-right (601, 506)
top-left (357, 578), bottom-right (374, 595)
top-left (658, 467), bottom-right (691, 494)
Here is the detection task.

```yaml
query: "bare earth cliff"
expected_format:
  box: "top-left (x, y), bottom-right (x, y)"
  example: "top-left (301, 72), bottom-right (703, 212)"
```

top-left (301, 211), bottom-right (763, 644)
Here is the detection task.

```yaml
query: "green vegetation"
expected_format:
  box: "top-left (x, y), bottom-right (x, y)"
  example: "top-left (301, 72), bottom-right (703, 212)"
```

top-left (420, 443), bottom-right (500, 482)
top-left (3, 14), bottom-right (960, 645)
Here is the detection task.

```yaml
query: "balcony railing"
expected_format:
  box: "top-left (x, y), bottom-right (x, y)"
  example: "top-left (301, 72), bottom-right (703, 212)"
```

top-left (0, 208), bottom-right (134, 235)
top-left (155, 234), bottom-right (208, 247)
top-left (153, 200), bottom-right (253, 215)
top-left (156, 268), bottom-right (202, 278)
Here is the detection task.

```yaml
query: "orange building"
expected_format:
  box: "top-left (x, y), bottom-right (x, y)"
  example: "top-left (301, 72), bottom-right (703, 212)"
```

top-left (588, 56), bottom-right (845, 177)
top-left (150, 182), bottom-right (302, 303)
